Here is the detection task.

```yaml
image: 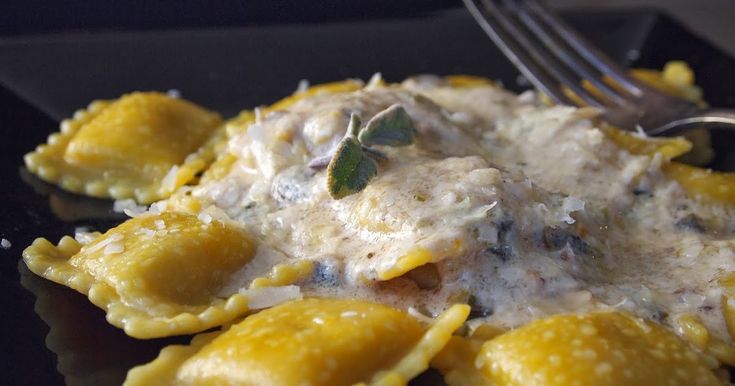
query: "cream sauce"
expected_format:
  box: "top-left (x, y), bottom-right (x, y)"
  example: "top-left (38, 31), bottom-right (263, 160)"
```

top-left (185, 79), bottom-right (735, 340)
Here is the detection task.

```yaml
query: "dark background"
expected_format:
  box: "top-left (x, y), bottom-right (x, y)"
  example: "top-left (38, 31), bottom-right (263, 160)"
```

top-left (0, 0), bottom-right (459, 35)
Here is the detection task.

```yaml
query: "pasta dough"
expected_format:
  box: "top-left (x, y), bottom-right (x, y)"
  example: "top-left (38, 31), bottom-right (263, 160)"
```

top-left (24, 92), bottom-right (223, 203)
top-left (476, 311), bottom-right (721, 386)
top-left (124, 298), bottom-right (469, 386)
top-left (23, 211), bottom-right (257, 338)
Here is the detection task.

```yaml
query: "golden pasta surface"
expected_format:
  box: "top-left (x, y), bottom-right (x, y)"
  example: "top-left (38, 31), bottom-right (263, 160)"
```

top-left (125, 298), bottom-right (462, 386)
top-left (24, 92), bottom-right (223, 203)
top-left (477, 312), bottom-right (721, 386)
top-left (23, 211), bottom-right (257, 338)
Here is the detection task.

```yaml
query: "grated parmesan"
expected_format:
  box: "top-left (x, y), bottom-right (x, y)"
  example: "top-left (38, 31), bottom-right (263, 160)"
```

top-left (560, 196), bottom-right (585, 224)
top-left (161, 165), bottom-right (179, 193)
top-left (197, 212), bottom-right (213, 225)
top-left (166, 89), bottom-right (181, 98)
top-left (74, 231), bottom-right (100, 245)
top-left (240, 285), bottom-right (302, 309)
top-left (85, 233), bottom-right (124, 253)
top-left (104, 242), bottom-right (125, 255)
top-left (113, 198), bottom-right (146, 217)
top-left (296, 79), bottom-right (310, 93)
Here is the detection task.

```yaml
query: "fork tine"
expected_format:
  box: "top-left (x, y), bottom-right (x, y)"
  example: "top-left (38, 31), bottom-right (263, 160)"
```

top-left (468, 0), bottom-right (611, 108)
top-left (514, 1), bottom-right (632, 106)
top-left (524, 0), bottom-right (645, 98)
top-left (489, 0), bottom-right (609, 107)
top-left (463, 0), bottom-right (574, 105)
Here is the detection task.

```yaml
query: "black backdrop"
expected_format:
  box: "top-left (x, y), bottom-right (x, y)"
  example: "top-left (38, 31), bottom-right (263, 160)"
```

top-left (1, 0), bottom-right (458, 35)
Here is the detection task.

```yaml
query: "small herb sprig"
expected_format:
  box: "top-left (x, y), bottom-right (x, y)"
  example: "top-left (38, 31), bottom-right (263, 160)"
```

top-left (309, 104), bottom-right (416, 199)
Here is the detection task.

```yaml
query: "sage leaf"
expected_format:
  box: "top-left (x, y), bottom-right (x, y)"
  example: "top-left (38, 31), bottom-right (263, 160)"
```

top-left (347, 112), bottom-right (361, 137)
top-left (327, 136), bottom-right (378, 199)
top-left (358, 104), bottom-right (416, 147)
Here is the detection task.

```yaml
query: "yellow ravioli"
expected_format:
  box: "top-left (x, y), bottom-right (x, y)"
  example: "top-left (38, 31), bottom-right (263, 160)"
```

top-left (663, 162), bottom-right (735, 205)
top-left (23, 211), bottom-right (256, 338)
top-left (600, 125), bottom-right (692, 160)
top-left (477, 311), bottom-right (721, 386)
top-left (599, 124), bottom-right (735, 205)
top-left (266, 79), bottom-right (365, 112)
top-left (24, 92), bottom-right (223, 203)
top-left (338, 157), bottom-right (492, 281)
top-left (125, 299), bottom-right (469, 386)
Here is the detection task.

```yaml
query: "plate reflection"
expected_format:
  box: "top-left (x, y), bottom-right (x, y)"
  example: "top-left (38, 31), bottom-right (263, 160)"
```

top-left (18, 260), bottom-right (190, 386)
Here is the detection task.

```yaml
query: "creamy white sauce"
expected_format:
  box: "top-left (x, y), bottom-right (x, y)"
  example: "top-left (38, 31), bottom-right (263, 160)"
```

top-left (183, 79), bottom-right (735, 340)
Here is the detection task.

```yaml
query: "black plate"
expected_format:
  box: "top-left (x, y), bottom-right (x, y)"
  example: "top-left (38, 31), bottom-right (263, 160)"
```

top-left (2, 8), bottom-right (734, 386)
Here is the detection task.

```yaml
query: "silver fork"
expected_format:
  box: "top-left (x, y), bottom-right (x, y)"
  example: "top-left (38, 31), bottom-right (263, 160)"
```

top-left (463, 0), bottom-right (735, 135)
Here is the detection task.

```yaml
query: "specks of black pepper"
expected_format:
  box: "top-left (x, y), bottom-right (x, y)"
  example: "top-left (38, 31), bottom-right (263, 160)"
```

top-left (312, 261), bottom-right (341, 287)
top-left (471, 227), bottom-right (480, 239)
top-left (675, 214), bottom-right (707, 233)
top-left (542, 226), bottom-right (569, 250)
top-left (650, 309), bottom-right (669, 323)
top-left (243, 201), bottom-right (257, 210)
top-left (676, 204), bottom-right (690, 211)
top-left (542, 226), bottom-right (600, 258)
top-left (497, 218), bottom-right (514, 242)
top-left (413, 193), bottom-right (427, 202)
top-left (468, 295), bottom-right (493, 319)
top-left (366, 252), bottom-right (374, 259)
top-left (487, 244), bottom-right (513, 261)
top-left (632, 188), bottom-right (653, 198)
top-left (568, 235), bottom-right (599, 257)
top-left (698, 305), bottom-right (714, 313)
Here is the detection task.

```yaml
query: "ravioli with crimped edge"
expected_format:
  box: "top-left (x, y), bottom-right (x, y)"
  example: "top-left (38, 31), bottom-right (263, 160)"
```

top-left (24, 92), bottom-right (223, 203)
top-left (125, 298), bottom-right (469, 386)
top-left (20, 64), bottom-right (735, 385)
top-left (23, 211), bottom-right (312, 339)
top-left (478, 311), bottom-right (721, 386)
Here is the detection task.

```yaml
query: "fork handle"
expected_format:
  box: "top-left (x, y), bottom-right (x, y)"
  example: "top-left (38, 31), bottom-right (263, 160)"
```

top-left (648, 109), bottom-right (735, 136)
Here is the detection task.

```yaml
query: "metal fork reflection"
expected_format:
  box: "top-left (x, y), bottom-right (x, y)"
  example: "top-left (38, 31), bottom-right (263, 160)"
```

top-left (463, 0), bottom-right (735, 135)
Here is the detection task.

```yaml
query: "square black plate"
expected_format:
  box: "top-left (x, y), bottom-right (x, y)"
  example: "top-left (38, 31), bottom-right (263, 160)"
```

top-left (1, 8), bottom-right (734, 385)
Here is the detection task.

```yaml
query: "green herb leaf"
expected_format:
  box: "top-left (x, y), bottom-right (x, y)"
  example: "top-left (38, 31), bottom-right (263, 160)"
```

top-left (327, 133), bottom-right (378, 199)
top-left (347, 112), bottom-right (361, 137)
top-left (358, 104), bottom-right (416, 147)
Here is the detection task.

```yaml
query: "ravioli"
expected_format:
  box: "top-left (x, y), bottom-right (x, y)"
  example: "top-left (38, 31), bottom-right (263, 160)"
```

top-left (124, 298), bottom-right (469, 386)
top-left (23, 211), bottom-right (258, 338)
top-left (24, 92), bottom-right (223, 203)
top-left (476, 311), bottom-right (721, 386)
